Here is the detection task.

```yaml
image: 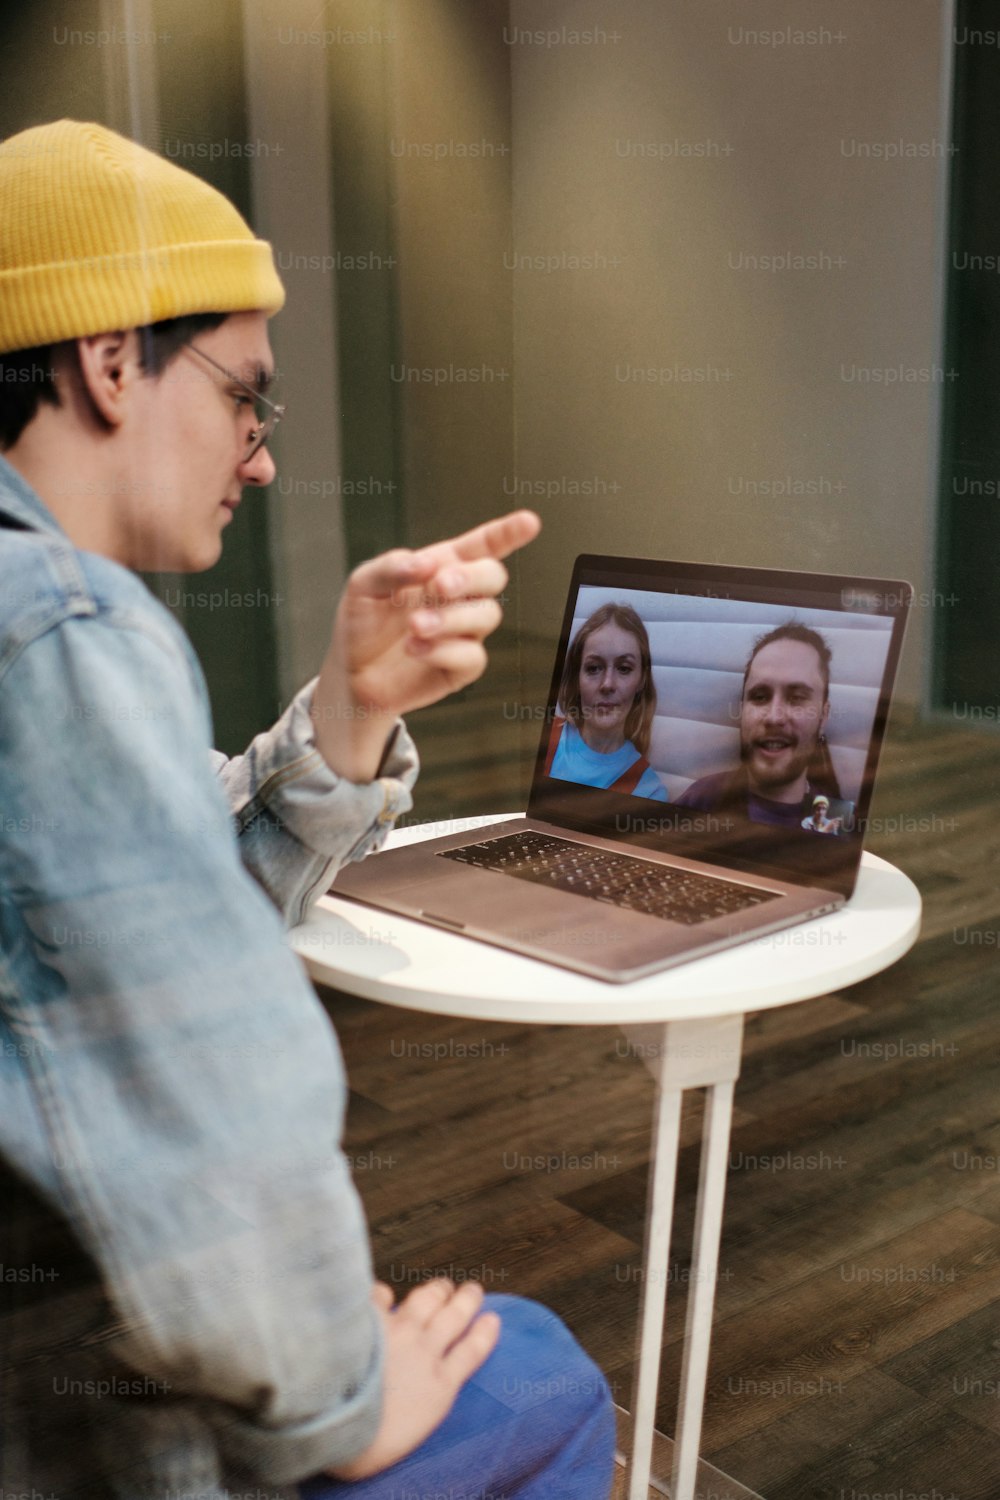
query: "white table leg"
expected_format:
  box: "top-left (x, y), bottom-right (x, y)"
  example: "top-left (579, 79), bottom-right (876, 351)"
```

top-left (628, 1078), bottom-right (683, 1500)
top-left (671, 1076), bottom-right (737, 1498)
top-left (621, 1015), bottom-right (744, 1500)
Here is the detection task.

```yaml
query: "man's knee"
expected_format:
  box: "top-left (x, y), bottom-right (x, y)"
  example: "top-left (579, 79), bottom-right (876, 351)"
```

top-left (478, 1294), bottom-right (614, 1415)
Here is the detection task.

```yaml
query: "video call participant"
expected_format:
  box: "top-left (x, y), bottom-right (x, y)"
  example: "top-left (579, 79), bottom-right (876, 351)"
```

top-left (676, 622), bottom-right (854, 833)
top-left (802, 793), bottom-right (842, 834)
top-left (546, 601), bottom-right (668, 801)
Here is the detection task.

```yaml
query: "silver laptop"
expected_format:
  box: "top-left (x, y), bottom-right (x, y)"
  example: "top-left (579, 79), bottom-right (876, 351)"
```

top-left (332, 555), bottom-right (911, 982)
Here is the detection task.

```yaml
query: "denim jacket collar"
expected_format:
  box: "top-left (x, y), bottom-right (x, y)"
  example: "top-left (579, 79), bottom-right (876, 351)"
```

top-left (0, 453), bottom-right (69, 538)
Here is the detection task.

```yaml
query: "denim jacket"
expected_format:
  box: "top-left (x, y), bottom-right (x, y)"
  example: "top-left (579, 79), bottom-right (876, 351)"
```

top-left (0, 456), bottom-right (418, 1497)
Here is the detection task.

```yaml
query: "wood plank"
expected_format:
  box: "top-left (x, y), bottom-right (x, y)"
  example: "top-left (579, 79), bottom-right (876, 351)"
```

top-left (732, 1390), bottom-right (999, 1500)
top-left (692, 1208), bottom-right (1000, 1452)
top-left (880, 1297), bottom-right (1000, 1438)
top-left (708, 1366), bottom-right (994, 1500)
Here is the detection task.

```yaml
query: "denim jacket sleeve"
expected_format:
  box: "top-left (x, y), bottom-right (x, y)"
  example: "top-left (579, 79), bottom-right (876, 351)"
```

top-left (210, 680), bottom-right (419, 928)
top-left (0, 607), bottom-right (386, 1489)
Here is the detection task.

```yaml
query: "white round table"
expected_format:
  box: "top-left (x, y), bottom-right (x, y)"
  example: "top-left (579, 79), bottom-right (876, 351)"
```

top-left (291, 816), bottom-right (922, 1500)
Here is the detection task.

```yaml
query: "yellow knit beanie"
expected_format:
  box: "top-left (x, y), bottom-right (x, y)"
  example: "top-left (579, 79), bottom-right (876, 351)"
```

top-left (0, 119), bottom-right (285, 356)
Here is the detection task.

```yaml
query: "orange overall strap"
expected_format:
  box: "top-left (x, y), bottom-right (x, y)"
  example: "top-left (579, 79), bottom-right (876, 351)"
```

top-left (611, 754), bottom-right (651, 794)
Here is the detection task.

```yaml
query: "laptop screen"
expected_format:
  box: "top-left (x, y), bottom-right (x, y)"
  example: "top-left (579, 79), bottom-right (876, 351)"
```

top-left (527, 556), bottom-right (911, 897)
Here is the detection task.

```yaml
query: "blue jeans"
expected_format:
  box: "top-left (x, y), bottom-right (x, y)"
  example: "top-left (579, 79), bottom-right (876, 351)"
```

top-left (301, 1294), bottom-right (616, 1500)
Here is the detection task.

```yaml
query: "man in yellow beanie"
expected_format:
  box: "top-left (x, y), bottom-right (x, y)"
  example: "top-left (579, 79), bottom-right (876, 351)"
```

top-left (0, 123), bottom-right (614, 1498)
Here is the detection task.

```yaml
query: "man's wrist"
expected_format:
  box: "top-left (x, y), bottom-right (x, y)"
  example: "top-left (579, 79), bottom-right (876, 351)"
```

top-left (309, 692), bottom-right (397, 783)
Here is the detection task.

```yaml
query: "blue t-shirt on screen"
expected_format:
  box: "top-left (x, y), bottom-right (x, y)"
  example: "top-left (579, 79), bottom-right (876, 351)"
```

top-left (549, 720), bottom-right (668, 801)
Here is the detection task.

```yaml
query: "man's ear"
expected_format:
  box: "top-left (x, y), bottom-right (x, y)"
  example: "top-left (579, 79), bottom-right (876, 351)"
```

top-left (74, 331), bottom-right (139, 429)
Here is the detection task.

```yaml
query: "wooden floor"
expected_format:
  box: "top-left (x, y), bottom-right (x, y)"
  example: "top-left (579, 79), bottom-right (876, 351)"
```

top-left (314, 633), bottom-right (1000, 1499)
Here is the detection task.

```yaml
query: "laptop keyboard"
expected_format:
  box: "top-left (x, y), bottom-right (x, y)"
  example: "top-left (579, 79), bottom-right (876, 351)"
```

top-left (439, 832), bottom-right (780, 926)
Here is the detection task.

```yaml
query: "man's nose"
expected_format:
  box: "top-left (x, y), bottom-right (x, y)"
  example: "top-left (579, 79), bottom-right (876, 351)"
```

top-left (239, 444), bottom-right (277, 487)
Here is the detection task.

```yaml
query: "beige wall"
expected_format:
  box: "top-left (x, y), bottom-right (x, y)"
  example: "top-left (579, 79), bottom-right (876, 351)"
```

top-left (508, 0), bottom-right (951, 703)
top-left (387, 0), bottom-right (514, 550)
top-left (243, 0), bottom-right (348, 700)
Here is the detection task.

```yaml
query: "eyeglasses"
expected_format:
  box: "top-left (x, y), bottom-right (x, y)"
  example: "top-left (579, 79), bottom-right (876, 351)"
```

top-left (185, 342), bottom-right (285, 462)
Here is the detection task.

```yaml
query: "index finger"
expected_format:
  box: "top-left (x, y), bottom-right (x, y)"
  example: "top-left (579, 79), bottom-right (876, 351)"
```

top-left (412, 509), bottom-right (541, 571)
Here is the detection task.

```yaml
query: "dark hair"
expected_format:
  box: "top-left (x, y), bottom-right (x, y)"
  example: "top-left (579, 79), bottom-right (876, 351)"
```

top-left (558, 601), bottom-right (658, 757)
top-left (742, 621), bottom-right (832, 699)
top-left (741, 620), bottom-right (841, 799)
top-left (0, 312), bottom-right (228, 449)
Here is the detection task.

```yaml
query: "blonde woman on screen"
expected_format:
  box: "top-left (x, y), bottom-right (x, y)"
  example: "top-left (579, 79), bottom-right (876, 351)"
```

top-left (545, 602), bottom-right (668, 801)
